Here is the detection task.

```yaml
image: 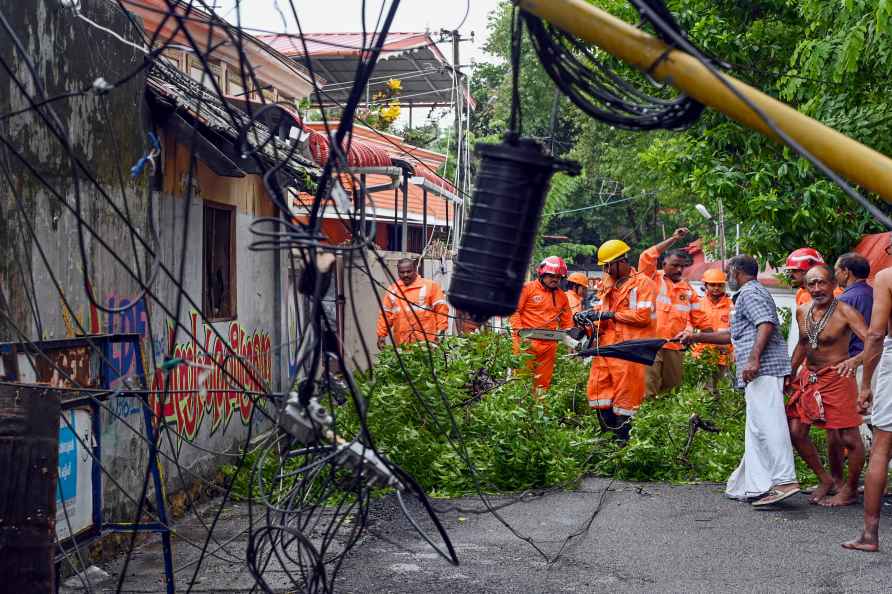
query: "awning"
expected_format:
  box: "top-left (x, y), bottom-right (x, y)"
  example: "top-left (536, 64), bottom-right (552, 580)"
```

top-left (306, 129), bottom-right (393, 168)
top-left (146, 61), bottom-right (320, 184)
top-left (259, 32), bottom-right (473, 109)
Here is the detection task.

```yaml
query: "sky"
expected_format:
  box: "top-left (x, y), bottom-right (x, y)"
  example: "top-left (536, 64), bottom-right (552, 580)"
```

top-left (219, 0), bottom-right (504, 65)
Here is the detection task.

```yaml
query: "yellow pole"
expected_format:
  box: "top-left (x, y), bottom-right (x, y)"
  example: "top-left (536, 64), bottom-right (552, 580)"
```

top-left (518, 0), bottom-right (892, 203)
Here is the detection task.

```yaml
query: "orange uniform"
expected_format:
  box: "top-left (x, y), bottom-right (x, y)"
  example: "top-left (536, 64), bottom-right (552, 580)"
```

top-left (510, 280), bottom-right (573, 391)
top-left (376, 277), bottom-right (449, 345)
top-left (690, 293), bottom-right (734, 365)
top-left (587, 270), bottom-right (657, 416)
top-left (638, 246), bottom-right (699, 350)
top-left (567, 290), bottom-right (584, 315)
top-left (796, 286), bottom-right (842, 306)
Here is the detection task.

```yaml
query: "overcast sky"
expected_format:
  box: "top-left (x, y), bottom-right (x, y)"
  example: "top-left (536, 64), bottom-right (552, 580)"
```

top-left (219, 0), bottom-right (504, 64)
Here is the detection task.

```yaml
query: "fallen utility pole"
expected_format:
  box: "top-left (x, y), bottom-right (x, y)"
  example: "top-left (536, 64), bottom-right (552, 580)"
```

top-left (0, 383), bottom-right (61, 594)
top-left (518, 0), bottom-right (892, 204)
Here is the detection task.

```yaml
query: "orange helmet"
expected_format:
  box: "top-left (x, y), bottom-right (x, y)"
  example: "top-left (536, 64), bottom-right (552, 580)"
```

top-left (537, 256), bottom-right (568, 277)
top-left (702, 269), bottom-right (726, 284)
top-left (785, 247), bottom-right (825, 271)
top-left (567, 272), bottom-right (588, 287)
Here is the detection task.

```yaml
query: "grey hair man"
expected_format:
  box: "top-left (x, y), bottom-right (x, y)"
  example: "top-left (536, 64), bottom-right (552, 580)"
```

top-left (681, 255), bottom-right (799, 506)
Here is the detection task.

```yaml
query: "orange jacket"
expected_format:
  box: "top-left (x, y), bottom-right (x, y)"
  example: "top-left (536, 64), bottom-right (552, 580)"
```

top-left (567, 290), bottom-right (584, 315)
top-left (592, 269), bottom-right (657, 345)
top-left (638, 246), bottom-right (699, 350)
top-left (510, 280), bottom-right (573, 333)
top-left (690, 293), bottom-right (734, 364)
top-left (376, 277), bottom-right (449, 345)
top-left (796, 286), bottom-right (843, 307)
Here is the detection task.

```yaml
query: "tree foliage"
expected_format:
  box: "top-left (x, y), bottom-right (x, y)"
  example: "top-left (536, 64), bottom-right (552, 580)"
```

top-left (468, 0), bottom-right (892, 265)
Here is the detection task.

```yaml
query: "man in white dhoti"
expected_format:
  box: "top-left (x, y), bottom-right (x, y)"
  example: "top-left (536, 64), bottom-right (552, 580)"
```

top-left (682, 255), bottom-right (800, 506)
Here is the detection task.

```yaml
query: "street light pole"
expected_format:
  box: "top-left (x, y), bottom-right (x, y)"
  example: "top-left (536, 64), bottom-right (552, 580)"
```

top-left (717, 197), bottom-right (726, 264)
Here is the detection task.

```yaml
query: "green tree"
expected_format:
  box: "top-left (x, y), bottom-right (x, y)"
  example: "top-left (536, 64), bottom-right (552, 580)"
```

top-left (472, 0), bottom-right (892, 265)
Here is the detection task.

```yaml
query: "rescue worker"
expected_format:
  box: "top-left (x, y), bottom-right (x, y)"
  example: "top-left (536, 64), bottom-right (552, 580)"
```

top-left (785, 247), bottom-right (842, 306)
top-left (510, 256), bottom-right (573, 392)
top-left (566, 272), bottom-right (590, 315)
top-left (582, 239), bottom-right (657, 440)
top-left (376, 258), bottom-right (449, 348)
top-left (690, 268), bottom-right (735, 366)
top-left (638, 227), bottom-right (699, 396)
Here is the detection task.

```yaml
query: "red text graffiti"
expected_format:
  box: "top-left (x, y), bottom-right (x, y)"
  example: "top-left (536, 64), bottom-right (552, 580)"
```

top-left (150, 312), bottom-right (272, 443)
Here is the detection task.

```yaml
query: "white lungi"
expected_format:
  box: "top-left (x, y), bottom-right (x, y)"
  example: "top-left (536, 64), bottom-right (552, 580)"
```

top-left (872, 337), bottom-right (892, 432)
top-left (726, 375), bottom-right (798, 500)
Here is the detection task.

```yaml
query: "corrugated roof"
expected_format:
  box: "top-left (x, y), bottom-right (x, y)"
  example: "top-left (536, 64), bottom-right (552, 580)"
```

top-left (304, 123), bottom-right (457, 196)
top-left (260, 32), bottom-right (444, 59)
top-left (147, 61), bottom-right (321, 181)
top-left (257, 31), bottom-right (470, 109)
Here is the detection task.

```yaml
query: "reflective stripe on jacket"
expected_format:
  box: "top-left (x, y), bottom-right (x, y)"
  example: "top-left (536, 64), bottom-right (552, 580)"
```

top-left (376, 277), bottom-right (449, 345)
top-left (510, 280), bottom-right (573, 333)
top-left (592, 269), bottom-right (657, 345)
top-left (638, 246), bottom-right (699, 350)
top-left (690, 294), bottom-right (734, 364)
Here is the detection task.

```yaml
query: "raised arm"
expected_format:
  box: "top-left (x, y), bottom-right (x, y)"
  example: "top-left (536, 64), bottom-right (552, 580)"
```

top-left (638, 227), bottom-right (685, 273)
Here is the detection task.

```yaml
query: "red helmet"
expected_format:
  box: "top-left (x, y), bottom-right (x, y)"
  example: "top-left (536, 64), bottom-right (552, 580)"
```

top-left (537, 256), bottom-right (568, 277)
top-left (785, 247), bottom-right (825, 271)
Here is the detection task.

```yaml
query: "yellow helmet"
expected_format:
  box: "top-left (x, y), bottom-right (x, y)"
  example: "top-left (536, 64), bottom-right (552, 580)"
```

top-left (597, 239), bottom-right (631, 265)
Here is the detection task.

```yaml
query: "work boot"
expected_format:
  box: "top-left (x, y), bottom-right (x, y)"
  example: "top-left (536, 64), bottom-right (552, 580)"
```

top-left (597, 409), bottom-right (618, 434)
top-left (613, 414), bottom-right (632, 444)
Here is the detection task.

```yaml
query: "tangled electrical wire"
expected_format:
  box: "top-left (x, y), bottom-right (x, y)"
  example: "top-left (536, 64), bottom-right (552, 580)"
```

top-left (0, 1), bottom-right (472, 593)
top-left (520, 0), bottom-right (892, 229)
top-left (521, 0), bottom-right (705, 130)
top-left (2, 1), bottom-right (758, 593)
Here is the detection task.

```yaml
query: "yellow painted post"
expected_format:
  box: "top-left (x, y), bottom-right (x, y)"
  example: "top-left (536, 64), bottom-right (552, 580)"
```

top-left (518, 0), bottom-right (892, 203)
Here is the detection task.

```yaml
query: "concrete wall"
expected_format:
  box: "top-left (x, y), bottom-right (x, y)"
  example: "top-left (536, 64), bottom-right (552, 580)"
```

top-left (0, 0), bottom-right (287, 528)
top-left (331, 251), bottom-right (454, 372)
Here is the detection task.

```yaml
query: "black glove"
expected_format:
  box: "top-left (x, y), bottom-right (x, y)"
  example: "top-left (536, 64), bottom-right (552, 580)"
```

top-left (568, 327), bottom-right (585, 341)
top-left (574, 310), bottom-right (614, 326)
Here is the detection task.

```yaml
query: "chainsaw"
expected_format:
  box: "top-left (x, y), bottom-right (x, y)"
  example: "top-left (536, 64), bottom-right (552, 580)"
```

top-left (517, 328), bottom-right (583, 349)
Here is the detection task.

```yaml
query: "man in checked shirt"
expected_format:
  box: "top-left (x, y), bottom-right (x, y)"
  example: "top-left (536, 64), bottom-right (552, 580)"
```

top-left (681, 255), bottom-right (800, 506)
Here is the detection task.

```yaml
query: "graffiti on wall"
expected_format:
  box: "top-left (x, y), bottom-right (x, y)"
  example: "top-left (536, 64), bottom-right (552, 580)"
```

top-left (149, 311), bottom-right (272, 447)
top-left (61, 295), bottom-right (272, 446)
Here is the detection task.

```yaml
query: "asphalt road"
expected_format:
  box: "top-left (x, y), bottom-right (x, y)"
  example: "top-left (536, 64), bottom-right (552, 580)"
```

top-left (66, 478), bottom-right (892, 593)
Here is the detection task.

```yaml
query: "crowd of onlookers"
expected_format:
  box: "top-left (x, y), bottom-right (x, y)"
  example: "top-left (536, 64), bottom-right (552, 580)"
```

top-left (376, 231), bottom-right (892, 552)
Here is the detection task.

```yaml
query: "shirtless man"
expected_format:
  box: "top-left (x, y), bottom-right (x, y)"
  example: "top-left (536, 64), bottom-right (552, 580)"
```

top-left (785, 265), bottom-right (867, 507)
top-left (843, 265), bottom-right (892, 552)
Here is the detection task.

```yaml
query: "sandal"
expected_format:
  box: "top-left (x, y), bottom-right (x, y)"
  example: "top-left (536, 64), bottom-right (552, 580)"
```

top-left (752, 487), bottom-right (801, 507)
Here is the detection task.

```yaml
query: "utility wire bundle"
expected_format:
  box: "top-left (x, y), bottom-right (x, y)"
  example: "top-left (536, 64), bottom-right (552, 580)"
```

top-left (0, 1), bottom-right (468, 592)
top-left (522, 0), bottom-right (705, 130)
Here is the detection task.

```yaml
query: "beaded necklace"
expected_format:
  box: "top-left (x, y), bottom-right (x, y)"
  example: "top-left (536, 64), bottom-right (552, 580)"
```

top-left (805, 298), bottom-right (837, 350)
